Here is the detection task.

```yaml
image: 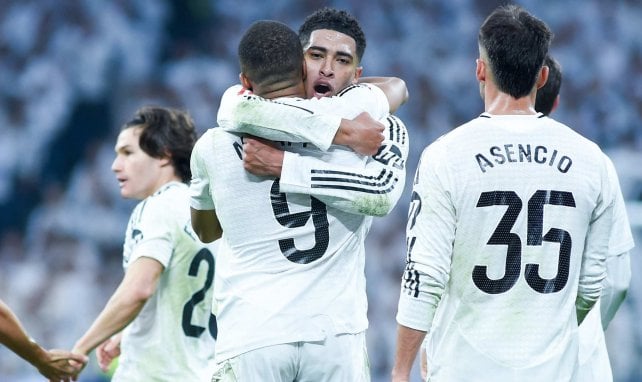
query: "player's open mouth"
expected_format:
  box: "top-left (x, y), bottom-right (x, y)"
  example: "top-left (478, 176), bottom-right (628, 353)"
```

top-left (313, 83), bottom-right (332, 97)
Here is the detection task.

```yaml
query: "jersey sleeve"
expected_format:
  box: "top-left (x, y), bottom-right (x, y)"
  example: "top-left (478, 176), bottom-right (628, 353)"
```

top-left (599, 153), bottom-right (634, 327)
top-left (189, 132), bottom-right (215, 211)
top-left (396, 142), bottom-right (455, 331)
top-left (278, 115), bottom-right (409, 217)
top-left (604, 154), bottom-right (635, 256)
top-left (217, 83), bottom-right (389, 151)
top-left (575, 154), bottom-right (614, 316)
top-left (128, 195), bottom-right (176, 268)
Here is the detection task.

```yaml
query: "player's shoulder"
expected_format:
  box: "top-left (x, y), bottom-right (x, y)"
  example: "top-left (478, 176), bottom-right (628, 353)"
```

top-left (336, 82), bottom-right (379, 96)
top-left (194, 127), bottom-right (234, 150)
top-left (146, 182), bottom-right (190, 215)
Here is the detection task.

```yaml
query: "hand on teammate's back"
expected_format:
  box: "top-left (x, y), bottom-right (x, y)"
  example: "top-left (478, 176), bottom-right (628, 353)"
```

top-left (335, 112), bottom-right (385, 156)
top-left (243, 136), bottom-right (285, 177)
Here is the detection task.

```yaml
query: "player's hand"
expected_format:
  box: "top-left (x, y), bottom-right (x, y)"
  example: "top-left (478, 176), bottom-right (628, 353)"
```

top-left (243, 136), bottom-right (284, 177)
top-left (96, 333), bottom-right (122, 372)
top-left (36, 348), bottom-right (87, 382)
top-left (336, 112), bottom-right (385, 156)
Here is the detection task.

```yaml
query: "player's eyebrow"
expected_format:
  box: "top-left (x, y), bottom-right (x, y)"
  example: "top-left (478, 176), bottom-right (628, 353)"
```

top-left (308, 45), bottom-right (354, 61)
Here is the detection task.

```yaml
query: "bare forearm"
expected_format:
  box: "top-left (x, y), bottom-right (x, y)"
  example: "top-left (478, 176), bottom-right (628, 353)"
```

top-left (74, 290), bottom-right (146, 355)
top-left (391, 324), bottom-right (426, 382)
top-left (0, 301), bottom-right (48, 366)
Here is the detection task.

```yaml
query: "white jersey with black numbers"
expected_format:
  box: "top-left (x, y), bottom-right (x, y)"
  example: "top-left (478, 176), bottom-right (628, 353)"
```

top-left (190, 86), bottom-right (390, 362)
top-left (397, 113), bottom-right (615, 382)
top-left (114, 182), bottom-right (217, 382)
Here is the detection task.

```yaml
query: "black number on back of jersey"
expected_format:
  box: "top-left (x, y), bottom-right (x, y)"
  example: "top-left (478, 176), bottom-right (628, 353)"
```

top-left (182, 248), bottom-right (217, 339)
top-left (270, 179), bottom-right (329, 264)
top-left (474, 190), bottom-right (575, 294)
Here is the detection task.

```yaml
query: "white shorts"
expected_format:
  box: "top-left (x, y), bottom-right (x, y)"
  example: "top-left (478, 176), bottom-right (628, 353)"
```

top-left (211, 331), bottom-right (370, 382)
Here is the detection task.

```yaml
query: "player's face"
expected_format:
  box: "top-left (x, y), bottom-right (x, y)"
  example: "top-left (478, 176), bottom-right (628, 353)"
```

top-left (111, 127), bottom-right (165, 200)
top-left (303, 29), bottom-right (363, 98)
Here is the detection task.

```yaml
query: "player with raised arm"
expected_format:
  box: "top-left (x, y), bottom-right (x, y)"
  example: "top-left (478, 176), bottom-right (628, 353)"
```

top-left (190, 20), bottom-right (403, 381)
top-left (72, 107), bottom-right (217, 381)
top-left (393, 5), bottom-right (616, 381)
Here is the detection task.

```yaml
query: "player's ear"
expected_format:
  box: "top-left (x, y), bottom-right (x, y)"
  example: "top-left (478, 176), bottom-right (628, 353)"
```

top-left (239, 72), bottom-right (252, 90)
top-left (159, 153), bottom-right (172, 168)
top-left (353, 66), bottom-right (363, 84)
top-left (301, 61), bottom-right (307, 82)
top-left (476, 58), bottom-right (486, 82)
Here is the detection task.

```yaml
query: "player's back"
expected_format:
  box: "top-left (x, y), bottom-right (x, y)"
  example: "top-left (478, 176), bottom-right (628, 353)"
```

top-left (193, 128), bottom-right (370, 361)
top-left (116, 182), bottom-right (217, 381)
top-left (422, 114), bottom-right (611, 381)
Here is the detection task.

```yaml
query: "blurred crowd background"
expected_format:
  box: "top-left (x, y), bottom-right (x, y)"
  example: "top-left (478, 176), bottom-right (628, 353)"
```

top-left (0, 0), bottom-right (640, 381)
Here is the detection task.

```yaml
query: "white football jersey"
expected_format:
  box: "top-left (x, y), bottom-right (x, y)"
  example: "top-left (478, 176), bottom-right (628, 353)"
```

top-left (218, 84), bottom-right (409, 216)
top-left (397, 113), bottom-right (615, 381)
top-left (114, 182), bottom-right (217, 382)
top-left (190, 85), bottom-right (394, 362)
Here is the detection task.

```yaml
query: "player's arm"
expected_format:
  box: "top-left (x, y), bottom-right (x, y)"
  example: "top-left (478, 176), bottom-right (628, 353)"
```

top-left (189, 136), bottom-right (223, 243)
top-left (190, 208), bottom-right (222, 243)
top-left (217, 84), bottom-right (389, 154)
top-left (281, 114), bottom-right (409, 216)
top-left (391, 325), bottom-right (426, 382)
top-left (358, 76), bottom-right (409, 113)
top-left (73, 257), bottom-right (163, 356)
top-left (243, 114), bottom-right (408, 216)
top-left (599, 153), bottom-right (634, 329)
top-left (420, 337), bottom-right (428, 381)
top-left (0, 300), bottom-right (88, 381)
top-left (576, 158), bottom-right (613, 324)
top-left (600, 251), bottom-right (631, 329)
top-left (395, 146), bottom-right (454, 380)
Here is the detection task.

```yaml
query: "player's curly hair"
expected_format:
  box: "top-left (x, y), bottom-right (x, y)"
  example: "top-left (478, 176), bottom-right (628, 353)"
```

top-left (298, 7), bottom-right (366, 63)
top-left (123, 106), bottom-right (196, 183)
top-left (238, 20), bottom-right (304, 88)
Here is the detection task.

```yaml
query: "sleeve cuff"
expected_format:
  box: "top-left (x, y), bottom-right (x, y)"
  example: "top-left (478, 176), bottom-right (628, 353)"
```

top-left (396, 292), bottom-right (436, 332)
top-left (304, 114), bottom-right (341, 151)
top-left (279, 151), bottom-right (312, 194)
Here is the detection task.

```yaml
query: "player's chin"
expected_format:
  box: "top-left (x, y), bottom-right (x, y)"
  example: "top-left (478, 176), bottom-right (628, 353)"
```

top-left (119, 187), bottom-right (133, 199)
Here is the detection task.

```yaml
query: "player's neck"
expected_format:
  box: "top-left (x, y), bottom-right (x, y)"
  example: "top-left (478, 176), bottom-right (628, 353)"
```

top-left (484, 90), bottom-right (537, 115)
top-left (255, 81), bottom-right (306, 99)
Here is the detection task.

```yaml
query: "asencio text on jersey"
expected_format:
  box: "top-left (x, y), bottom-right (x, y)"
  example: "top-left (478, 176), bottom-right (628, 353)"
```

top-left (475, 143), bottom-right (573, 174)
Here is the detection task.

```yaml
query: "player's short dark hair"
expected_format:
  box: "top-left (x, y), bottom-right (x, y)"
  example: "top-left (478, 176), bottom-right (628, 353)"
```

top-left (535, 55), bottom-right (562, 116)
top-left (123, 106), bottom-right (196, 183)
top-left (238, 20), bottom-right (304, 88)
top-left (478, 4), bottom-right (552, 98)
top-left (299, 7), bottom-right (366, 63)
